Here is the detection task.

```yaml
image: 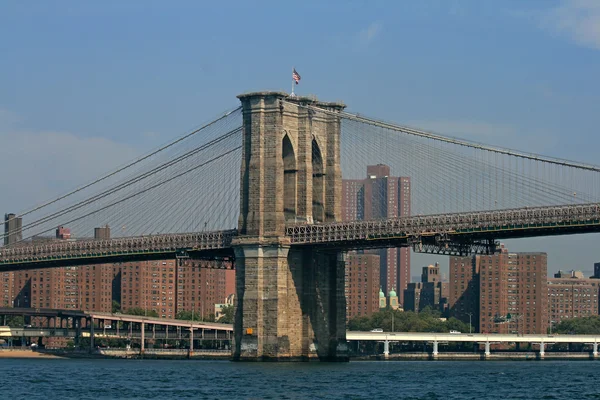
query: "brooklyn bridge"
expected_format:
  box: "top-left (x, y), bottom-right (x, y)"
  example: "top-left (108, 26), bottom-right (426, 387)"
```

top-left (2, 91), bottom-right (600, 361)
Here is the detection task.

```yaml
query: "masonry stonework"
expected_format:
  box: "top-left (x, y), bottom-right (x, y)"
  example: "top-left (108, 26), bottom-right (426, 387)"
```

top-left (232, 91), bottom-right (347, 361)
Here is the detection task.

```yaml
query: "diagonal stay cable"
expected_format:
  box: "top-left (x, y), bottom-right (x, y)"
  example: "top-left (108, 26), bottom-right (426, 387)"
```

top-left (17, 146), bottom-right (242, 243)
top-left (5, 127), bottom-right (242, 239)
top-left (286, 101), bottom-right (600, 172)
top-left (12, 106), bottom-right (242, 220)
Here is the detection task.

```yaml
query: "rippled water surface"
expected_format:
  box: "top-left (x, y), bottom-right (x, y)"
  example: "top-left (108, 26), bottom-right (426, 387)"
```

top-left (1, 359), bottom-right (600, 399)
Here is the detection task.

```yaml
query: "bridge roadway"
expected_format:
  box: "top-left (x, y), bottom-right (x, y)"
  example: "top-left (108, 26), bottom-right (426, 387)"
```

top-left (0, 307), bottom-right (233, 333)
top-left (348, 331), bottom-right (600, 358)
top-left (1, 203), bottom-right (600, 270)
top-left (4, 325), bottom-right (599, 358)
top-left (347, 331), bottom-right (600, 344)
top-left (0, 327), bottom-right (231, 340)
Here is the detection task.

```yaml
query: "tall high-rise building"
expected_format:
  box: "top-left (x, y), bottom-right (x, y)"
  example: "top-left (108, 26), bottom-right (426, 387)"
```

top-left (450, 246), bottom-right (548, 334)
top-left (1, 272), bottom-right (14, 307)
top-left (4, 213), bottom-right (22, 246)
top-left (78, 265), bottom-right (114, 312)
top-left (449, 255), bottom-right (480, 330)
top-left (26, 267), bottom-right (79, 309)
top-left (404, 263), bottom-right (448, 314)
top-left (478, 247), bottom-right (512, 334)
top-left (176, 260), bottom-right (233, 319)
top-left (7, 254), bottom-right (234, 321)
top-left (342, 164), bottom-right (411, 305)
top-left (548, 270), bottom-right (599, 326)
top-left (515, 253), bottom-right (548, 335)
top-left (13, 271), bottom-right (31, 308)
top-left (94, 226), bottom-right (111, 240)
top-left (121, 260), bottom-right (177, 318)
top-left (345, 253), bottom-right (380, 320)
top-left (593, 262), bottom-right (600, 279)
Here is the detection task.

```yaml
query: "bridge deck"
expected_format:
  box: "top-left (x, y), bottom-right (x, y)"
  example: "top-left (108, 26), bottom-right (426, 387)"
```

top-left (2, 203), bottom-right (600, 269)
top-left (287, 203), bottom-right (600, 253)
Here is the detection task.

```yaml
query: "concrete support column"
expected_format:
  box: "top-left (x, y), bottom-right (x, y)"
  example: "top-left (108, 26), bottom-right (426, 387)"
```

top-left (432, 340), bottom-right (439, 359)
top-left (593, 342), bottom-right (598, 359)
top-left (189, 327), bottom-right (194, 358)
top-left (383, 339), bottom-right (389, 359)
top-left (74, 318), bottom-right (81, 347)
top-left (89, 318), bottom-right (95, 353)
top-left (539, 342), bottom-right (545, 359)
top-left (485, 341), bottom-right (491, 358)
top-left (141, 322), bottom-right (145, 356)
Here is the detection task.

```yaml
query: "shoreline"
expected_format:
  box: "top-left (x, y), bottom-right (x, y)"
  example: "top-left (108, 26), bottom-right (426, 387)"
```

top-left (1, 349), bottom-right (599, 361)
top-left (0, 349), bottom-right (66, 359)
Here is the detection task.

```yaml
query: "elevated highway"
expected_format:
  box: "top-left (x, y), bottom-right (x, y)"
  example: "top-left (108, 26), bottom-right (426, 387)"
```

top-left (347, 331), bottom-right (600, 359)
top-left (347, 331), bottom-right (600, 344)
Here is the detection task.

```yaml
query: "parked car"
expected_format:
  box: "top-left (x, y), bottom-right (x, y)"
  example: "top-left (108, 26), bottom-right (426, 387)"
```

top-left (370, 328), bottom-right (383, 333)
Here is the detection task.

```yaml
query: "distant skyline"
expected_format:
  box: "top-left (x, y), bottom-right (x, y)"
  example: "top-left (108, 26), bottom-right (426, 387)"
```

top-left (2, 1), bottom-right (600, 276)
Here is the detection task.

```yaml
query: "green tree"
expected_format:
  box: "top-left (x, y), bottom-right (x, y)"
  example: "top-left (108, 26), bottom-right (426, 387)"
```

top-left (5, 315), bottom-right (24, 328)
top-left (217, 305), bottom-right (234, 324)
top-left (112, 300), bottom-right (121, 313)
top-left (554, 316), bottom-right (600, 334)
top-left (347, 309), bottom-right (470, 333)
top-left (175, 310), bottom-right (201, 321)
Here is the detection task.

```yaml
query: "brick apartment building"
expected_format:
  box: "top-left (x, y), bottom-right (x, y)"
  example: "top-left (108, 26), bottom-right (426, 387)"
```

top-left (342, 164), bottom-right (410, 305)
top-left (450, 245), bottom-right (548, 334)
top-left (404, 263), bottom-right (448, 314)
top-left (548, 270), bottom-right (600, 327)
top-left (121, 260), bottom-right (177, 318)
top-left (345, 253), bottom-right (380, 320)
top-left (176, 260), bottom-right (234, 319)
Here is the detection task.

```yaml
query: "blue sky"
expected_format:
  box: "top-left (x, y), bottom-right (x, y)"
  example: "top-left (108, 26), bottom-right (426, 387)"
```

top-left (1, 0), bottom-right (600, 275)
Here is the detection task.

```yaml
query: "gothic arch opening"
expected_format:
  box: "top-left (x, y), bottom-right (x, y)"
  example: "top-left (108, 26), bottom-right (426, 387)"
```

top-left (283, 134), bottom-right (297, 222)
top-left (312, 138), bottom-right (324, 223)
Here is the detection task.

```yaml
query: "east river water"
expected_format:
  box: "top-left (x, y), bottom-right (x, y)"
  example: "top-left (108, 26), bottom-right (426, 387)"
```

top-left (1, 359), bottom-right (599, 399)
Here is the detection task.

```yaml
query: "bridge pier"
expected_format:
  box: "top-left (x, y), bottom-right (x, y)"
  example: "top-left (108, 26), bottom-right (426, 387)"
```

top-left (432, 340), bottom-right (439, 360)
top-left (141, 322), bottom-right (145, 357)
top-left (89, 318), bottom-right (95, 353)
top-left (189, 326), bottom-right (194, 358)
top-left (539, 342), bottom-right (545, 360)
top-left (484, 341), bottom-right (491, 359)
top-left (232, 91), bottom-right (347, 362)
top-left (594, 342), bottom-right (598, 359)
top-left (383, 339), bottom-right (390, 359)
top-left (233, 242), bottom-right (347, 361)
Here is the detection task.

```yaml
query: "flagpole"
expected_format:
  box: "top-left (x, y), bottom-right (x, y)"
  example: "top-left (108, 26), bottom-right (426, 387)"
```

top-left (291, 66), bottom-right (295, 96)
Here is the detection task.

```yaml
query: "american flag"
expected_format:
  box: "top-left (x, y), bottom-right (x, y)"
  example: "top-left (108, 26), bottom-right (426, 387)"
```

top-left (293, 68), bottom-right (301, 84)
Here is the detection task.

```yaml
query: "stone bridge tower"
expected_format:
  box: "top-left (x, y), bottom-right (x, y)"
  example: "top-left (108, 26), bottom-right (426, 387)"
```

top-left (232, 91), bottom-right (348, 361)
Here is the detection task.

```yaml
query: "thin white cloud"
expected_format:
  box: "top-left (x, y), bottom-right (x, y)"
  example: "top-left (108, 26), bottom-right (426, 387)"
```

top-left (357, 22), bottom-right (383, 47)
top-left (0, 129), bottom-right (138, 215)
top-left (541, 0), bottom-right (600, 50)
